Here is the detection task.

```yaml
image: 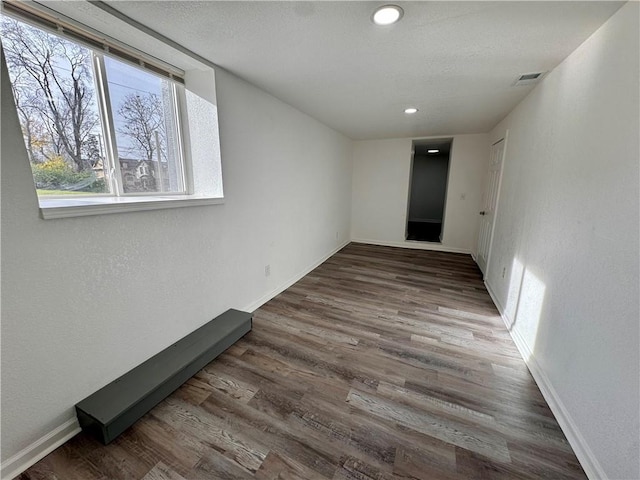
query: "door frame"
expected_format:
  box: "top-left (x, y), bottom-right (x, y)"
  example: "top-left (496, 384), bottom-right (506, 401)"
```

top-left (478, 130), bottom-right (508, 277)
top-left (405, 137), bottom-right (454, 243)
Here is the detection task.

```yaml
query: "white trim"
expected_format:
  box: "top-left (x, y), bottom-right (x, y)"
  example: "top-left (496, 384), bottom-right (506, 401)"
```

top-left (484, 280), bottom-right (506, 314)
top-left (1, 418), bottom-right (80, 480)
top-left (484, 131), bottom-right (508, 277)
top-left (39, 195), bottom-right (224, 219)
top-left (242, 240), bottom-right (350, 313)
top-left (484, 280), bottom-right (606, 480)
top-left (93, 53), bottom-right (123, 197)
top-left (351, 238), bottom-right (470, 254)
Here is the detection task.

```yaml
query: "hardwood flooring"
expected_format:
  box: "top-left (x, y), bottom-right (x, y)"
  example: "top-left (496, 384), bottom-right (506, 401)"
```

top-left (18, 243), bottom-right (586, 480)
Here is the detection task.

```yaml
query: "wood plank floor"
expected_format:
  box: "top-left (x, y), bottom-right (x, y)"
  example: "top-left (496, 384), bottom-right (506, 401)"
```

top-left (19, 243), bottom-right (586, 480)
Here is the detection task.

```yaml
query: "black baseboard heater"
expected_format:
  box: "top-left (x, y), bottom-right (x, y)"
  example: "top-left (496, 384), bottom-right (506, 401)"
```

top-left (75, 309), bottom-right (252, 444)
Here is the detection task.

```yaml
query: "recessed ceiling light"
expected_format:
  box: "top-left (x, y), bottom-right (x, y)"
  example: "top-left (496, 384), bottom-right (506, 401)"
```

top-left (372, 5), bottom-right (404, 26)
top-left (428, 149), bottom-right (440, 153)
top-left (404, 107), bottom-right (418, 114)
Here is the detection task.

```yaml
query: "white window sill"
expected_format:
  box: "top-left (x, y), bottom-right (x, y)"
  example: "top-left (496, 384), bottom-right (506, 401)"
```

top-left (38, 194), bottom-right (224, 219)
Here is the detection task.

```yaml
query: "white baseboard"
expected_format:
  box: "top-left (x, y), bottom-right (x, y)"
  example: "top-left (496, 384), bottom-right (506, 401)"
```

top-left (1, 418), bottom-right (80, 480)
top-left (484, 280), bottom-right (606, 480)
top-left (242, 240), bottom-right (350, 313)
top-left (484, 280), bottom-right (506, 316)
top-left (351, 238), bottom-right (470, 254)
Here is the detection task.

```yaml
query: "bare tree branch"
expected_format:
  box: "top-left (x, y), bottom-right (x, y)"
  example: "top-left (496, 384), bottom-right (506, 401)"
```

top-left (117, 93), bottom-right (166, 162)
top-left (1, 17), bottom-right (99, 171)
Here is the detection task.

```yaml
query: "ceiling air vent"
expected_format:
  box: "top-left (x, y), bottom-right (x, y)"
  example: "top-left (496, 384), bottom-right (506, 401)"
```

top-left (513, 72), bottom-right (546, 86)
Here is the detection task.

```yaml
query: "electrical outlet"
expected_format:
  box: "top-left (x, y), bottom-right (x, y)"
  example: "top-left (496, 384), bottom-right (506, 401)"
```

top-left (265, 265), bottom-right (271, 277)
top-left (502, 267), bottom-right (506, 278)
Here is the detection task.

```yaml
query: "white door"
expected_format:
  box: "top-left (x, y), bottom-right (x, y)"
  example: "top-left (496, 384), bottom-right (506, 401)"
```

top-left (477, 139), bottom-right (505, 275)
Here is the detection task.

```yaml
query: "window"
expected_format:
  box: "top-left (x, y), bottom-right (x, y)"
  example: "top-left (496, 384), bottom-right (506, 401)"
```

top-left (1, 2), bottom-right (224, 218)
top-left (102, 56), bottom-right (185, 195)
top-left (1, 15), bottom-right (185, 195)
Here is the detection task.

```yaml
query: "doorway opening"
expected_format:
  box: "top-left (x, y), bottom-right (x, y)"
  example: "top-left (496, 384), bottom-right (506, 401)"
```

top-left (406, 139), bottom-right (452, 243)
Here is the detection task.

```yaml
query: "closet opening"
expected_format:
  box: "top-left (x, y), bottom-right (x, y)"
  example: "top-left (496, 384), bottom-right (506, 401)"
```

top-left (406, 139), bottom-right (452, 243)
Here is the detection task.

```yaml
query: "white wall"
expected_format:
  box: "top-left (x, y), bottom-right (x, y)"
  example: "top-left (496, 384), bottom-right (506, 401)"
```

top-left (0, 60), bottom-right (353, 466)
top-left (484, 3), bottom-right (639, 479)
top-left (351, 134), bottom-right (489, 254)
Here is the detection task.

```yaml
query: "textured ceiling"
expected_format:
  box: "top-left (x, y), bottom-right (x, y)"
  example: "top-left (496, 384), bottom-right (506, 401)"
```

top-left (75, 1), bottom-right (625, 139)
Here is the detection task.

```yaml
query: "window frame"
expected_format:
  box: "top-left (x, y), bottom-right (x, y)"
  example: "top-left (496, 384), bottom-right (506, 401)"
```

top-left (91, 52), bottom-right (189, 198)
